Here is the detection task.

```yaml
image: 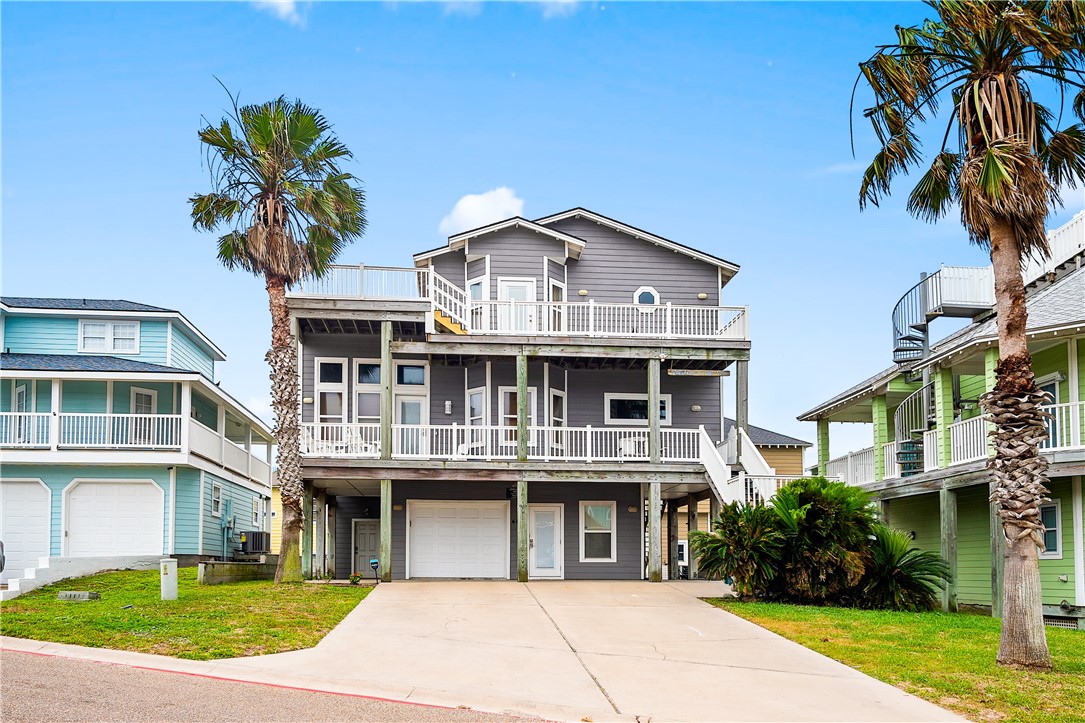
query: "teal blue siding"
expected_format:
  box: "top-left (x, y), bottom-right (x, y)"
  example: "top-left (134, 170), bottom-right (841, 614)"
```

top-left (3, 315), bottom-right (171, 367)
top-left (35, 381), bottom-right (52, 412)
top-left (200, 472), bottom-right (264, 558)
top-left (173, 467), bottom-right (202, 554)
top-left (191, 390), bottom-right (219, 431)
top-left (3, 380), bottom-right (54, 412)
top-left (60, 381), bottom-right (108, 413)
top-left (170, 325), bottom-right (215, 378)
top-left (0, 381), bottom-right (10, 410)
top-left (1, 464), bottom-right (170, 556)
top-left (111, 382), bottom-right (176, 414)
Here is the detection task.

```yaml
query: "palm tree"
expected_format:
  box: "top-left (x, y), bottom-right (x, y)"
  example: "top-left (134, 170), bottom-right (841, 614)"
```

top-left (853, 0), bottom-right (1085, 669)
top-left (190, 93), bottom-right (366, 582)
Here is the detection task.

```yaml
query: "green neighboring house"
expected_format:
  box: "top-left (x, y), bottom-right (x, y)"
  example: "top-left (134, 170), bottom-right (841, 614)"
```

top-left (799, 211), bottom-right (1085, 629)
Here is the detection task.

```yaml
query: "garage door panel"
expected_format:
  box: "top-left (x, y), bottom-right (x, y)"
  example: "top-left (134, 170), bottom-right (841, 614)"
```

top-left (409, 501), bottom-right (507, 579)
top-left (67, 481), bottom-right (163, 557)
top-left (0, 481), bottom-right (51, 583)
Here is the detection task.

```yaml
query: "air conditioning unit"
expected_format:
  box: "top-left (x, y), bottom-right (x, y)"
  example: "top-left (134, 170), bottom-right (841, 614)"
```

top-left (240, 530), bottom-right (271, 554)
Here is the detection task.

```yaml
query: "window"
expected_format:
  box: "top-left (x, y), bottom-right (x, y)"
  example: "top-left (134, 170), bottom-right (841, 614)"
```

top-left (677, 539), bottom-right (688, 565)
top-left (603, 393), bottom-right (672, 426)
top-left (252, 497), bottom-right (261, 527)
top-left (314, 358), bottom-right (347, 424)
top-left (354, 359), bottom-right (381, 424)
top-left (1036, 373), bottom-right (1062, 449)
top-left (211, 483), bottom-right (223, 517)
top-left (396, 364), bottom-right (426, 387)
top-left (633, 286), bottom-right (659, 306)
top-left (467, 387), bottom-right (486, 426)
top-left (580, 501), bottom-right (617, 562)
top-left (79, 320), bottom-right (140, 354)
top-left (467, 277), bottom-right (486, 301)
top-left (1040, 500), bottom-right (1062, 559)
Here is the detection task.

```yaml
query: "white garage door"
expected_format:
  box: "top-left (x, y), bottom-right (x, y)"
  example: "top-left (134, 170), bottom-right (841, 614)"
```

top-left (67, 481), bottom-right (163, 557)
top-left (1, 481), bottom-right (51, 583)
top-left (408, 501), bottom-right (508, 579)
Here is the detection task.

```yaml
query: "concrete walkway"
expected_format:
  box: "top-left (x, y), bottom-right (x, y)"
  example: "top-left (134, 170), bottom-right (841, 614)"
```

top-left (2, 581), bottom-right (962, 722)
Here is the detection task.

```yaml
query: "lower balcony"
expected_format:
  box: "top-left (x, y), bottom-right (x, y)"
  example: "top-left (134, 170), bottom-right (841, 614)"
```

top-left (300, 422), bottom-right (703, 463)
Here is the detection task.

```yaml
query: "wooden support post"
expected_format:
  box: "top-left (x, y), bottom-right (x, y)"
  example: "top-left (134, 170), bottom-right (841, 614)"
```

top-left (933, 367), bottom-right (954, 469)
top-left (648, 482), bottom-right (662, 582)
top-left (516, 355), bottom-right (529, 463)
top-left (871, 395), bottom-right (889, 482)
top-left (326, 496), bottom-right (337, 579)
top-left (816, 418), bottom-right (830, 476)
top-left (667, 500), bottom-right (679, 580)
top-left (301, 484), bottom-right (313, 579)
top-left (940, 487), bottom-right (958, 612)
top-left (648, 358), bottom-right (661, 464)
top-left (379, 479), bottom-right (392, 582)
top-left (517, 478), bottom-right (528, 582)
top-left (989, 479), bottom-right (1005, 618)
top-left (735, 360), bottom-right (749, 460)
top-left (380, 321), bottom-right (393, 460)
top-left (313, 490), bottom-right (326, 578)
top-left (686, 494), bottom-right (699, 579)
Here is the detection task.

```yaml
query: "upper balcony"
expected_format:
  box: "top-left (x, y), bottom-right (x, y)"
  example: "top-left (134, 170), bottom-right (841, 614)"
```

top-left (892, 265), bottom-right (994, 364)
top-left (289, 265), bottom-right (749, 342)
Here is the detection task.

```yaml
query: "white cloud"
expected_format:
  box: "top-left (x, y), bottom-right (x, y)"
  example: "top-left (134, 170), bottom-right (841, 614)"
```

top-left (443, 1), bottom-right (482, 16)
top-left (251, 0), bottom-right (307, 27)
top-left (439, 187), bottom-right (525, 236)
top-left (540, 0), bottom-right (579, 19)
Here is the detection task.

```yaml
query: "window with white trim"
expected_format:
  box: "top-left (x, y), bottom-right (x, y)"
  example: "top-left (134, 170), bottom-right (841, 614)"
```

top-left (633, 286), bottom-right (659, 305)
top-left (252, 497), bottom-right (261, 527)
top-left (211, 483), bottom-right (223, 517)
top-left (79, 320), bottom-right (140, 354)
top-left (499, 386), bottom-right (536, 446)
top-left (395, 362), bottom-right (427, 388)
top-left (314, 358), bottom-right (347, 424)
top-left (580, 501), bottom-right (617, 562)
top-left (603, 393), bottom-right (671, 426)
top-left (1039, 500), bottom-right (1062, 559)
top-left (354, 358), bottom-right (381, 424)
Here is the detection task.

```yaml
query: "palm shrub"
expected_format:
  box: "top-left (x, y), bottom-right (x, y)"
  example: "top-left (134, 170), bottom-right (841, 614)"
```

top-left (767, 478), bottom-right (878, 604)
top-left (859, 526), bottom-right (951, 612)
top-left (690, 502), bottom-right (782, 597)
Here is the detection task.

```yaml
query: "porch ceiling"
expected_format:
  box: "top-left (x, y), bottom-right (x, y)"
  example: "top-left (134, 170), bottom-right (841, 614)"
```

top-left (425, 355), bottom-right (733, 371)
top-left (299, 318), bottom-right (426, 336)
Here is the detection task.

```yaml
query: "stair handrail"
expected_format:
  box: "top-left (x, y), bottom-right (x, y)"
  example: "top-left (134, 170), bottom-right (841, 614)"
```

top-left (737, 427), bottom-right (775, 476)
top-left (428, 271), bottom-right (469, 329)
top-left (893, 381), bottom-right (935, 443)
top-left (698, 426), bottom-right (730, 503)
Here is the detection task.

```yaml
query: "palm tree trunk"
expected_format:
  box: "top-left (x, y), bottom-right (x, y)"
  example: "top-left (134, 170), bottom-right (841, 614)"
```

top-left (983, 218), bottom-right (1051, 669)
top-left (267, 274), bottom-right (304, 583)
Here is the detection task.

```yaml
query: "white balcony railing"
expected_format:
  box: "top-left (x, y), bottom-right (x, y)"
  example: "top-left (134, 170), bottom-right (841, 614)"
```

top-left (1040, 400), bottom-right (1084, 452)
top-left (300, 423), bottom-right (702, 463)
top-left (292, 265), bottom-right (430, 299)
top-left (1022, 210), bottom-right (1085, 286)
top-left (950, 416), bottom-right (988, 465)
top-left (923, 429), bottom-right (940, 471)
top-left (825, 446), bottom-right (875, 486)
top-left (726, 473), bottom-right (841, 506)
top-left (882, 440), bottom-right (902, 480)
top-left (0, 412), bottom-right (52, 447)
top-left (60, 413), bottom-right (183, 449)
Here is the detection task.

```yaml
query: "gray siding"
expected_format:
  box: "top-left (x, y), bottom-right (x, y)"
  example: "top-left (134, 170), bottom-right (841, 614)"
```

top-left (365, 480), bottom-right (643, 580)
top-left (466, 257), bottom-right (486, 282)
top-left (550, 218), bottom-right (721, 306)
top-left (333, 495), bottom-right (381, 579)
top-left (467, 229), bottom-right (566, 301)
top-left (547, 258), bottom-right (566, 285)
top-left (431, 249), bottom-right (466, 289)
top-left (429, 363), bottom-right (465, 423)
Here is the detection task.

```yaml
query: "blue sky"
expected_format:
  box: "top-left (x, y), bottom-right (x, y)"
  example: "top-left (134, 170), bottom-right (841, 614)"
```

top-left (3, 1), bottom-right (1083, 461)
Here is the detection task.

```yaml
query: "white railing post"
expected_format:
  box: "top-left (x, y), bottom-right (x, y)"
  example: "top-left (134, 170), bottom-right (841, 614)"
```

top-left (665, 302), bottom-right (672, 338)
top-left (50, 379), bottom-right (61, 450)
top-left (586, 424), bottom-right (593, 463)
top-left (588, 300), bottom-right (595, 337)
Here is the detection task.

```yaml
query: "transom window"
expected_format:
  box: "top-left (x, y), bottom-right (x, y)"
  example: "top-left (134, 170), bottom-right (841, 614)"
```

top-left (1039, 501), bottom-right (1062, 559)
top-left (79, 320), bottom-right (140, 354)
top-left (633, 286), bottom-right (659, 305)
top-left (603, 393), bottom-right (672, 426)
top-left (395, 363), bottom-right (427, 387)
top-left (580, 501), bottom-right (617, 562)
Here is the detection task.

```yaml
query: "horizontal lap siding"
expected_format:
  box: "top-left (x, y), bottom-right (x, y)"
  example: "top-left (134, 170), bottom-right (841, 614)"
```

top-left (469, 231), bottom-right (565, 301)
top-left (170, 326), bottom-right (215, 378)
top-left (301, 334), bottom-right (382, 423)
top-left (466, 257), bottom-right (486, 281)
top-left (549, 218), bottom-right (721, 306)
top-left (430, 363), bottom-right (465, 424)
top-left (173, 467), bottom-right (202, 554)
top-left (884, 493), bottom-right (941, 554)
top-left (487, 359), bottom-right (546, 425)
top-left (1040, 478), bottom-right (1077, 606)
top-left (956, 486), bottom-right (993, 606)
top-left (333, 495), bottom-right (381, 579)
top-left (432, 249), bottom-right (466, 289)
top-left (191, 390), bottom-right (219, 431)
top-left (958, 375), bottom-right (986, 420)
top-left (758, 447), bottom-right (806, 476)
top-left (201, 472), bottom-right (263, 559)
top-left (4, 317), bottom-right (79, 354)
top-left (385, 480), bottom-right (642, 580)
top-left (111, 382), bottom-right (175, 414)
top-left (61, 381), bottom-right (108, 413)
top-left (35, 381), bottom-right (52, 412)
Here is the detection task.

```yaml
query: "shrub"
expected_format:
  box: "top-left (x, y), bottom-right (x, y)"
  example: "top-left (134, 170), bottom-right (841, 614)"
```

top-left (858, 525), bottom-right (951, 612)
top-left (690, 502), bottom-right (782, 596)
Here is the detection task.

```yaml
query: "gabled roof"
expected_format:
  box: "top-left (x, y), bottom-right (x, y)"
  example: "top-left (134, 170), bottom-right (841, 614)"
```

top-left (0, 353), bottom-right (191, 374)
top-left (414, 217), bottom-right (586, 263)
top-left (1, 297), bottom-right (173, 313)
top-left (0, 297), bottom-right (226, 362)
top-left (534, 207), bottom-right (741, 276)
top-left (797, 365), bottom-right (901, 421)
top-left (723, 418), bottom-right (811, 447)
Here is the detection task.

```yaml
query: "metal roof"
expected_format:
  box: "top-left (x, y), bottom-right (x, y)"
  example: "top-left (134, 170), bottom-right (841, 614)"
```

top-left (0, 353), bottom-right (191, 374)
top-left (1, 297), bottom-right (174, 313)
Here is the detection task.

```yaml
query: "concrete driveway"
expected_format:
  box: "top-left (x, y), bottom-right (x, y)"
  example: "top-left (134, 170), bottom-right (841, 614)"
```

top-left (3, 581), bottom-right (962, 722)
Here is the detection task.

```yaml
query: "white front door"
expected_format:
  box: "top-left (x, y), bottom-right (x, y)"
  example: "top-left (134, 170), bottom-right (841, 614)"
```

top-left (395, 395), bottom-right (429, 456)
top-left (0, 480), bottom-right (51, 583)
top-left (408, 501), bottom-right (508, 578)
top-left (14, 384), bottom-right (29, 443)
top-left (130, 388), bottom-right (157, 445)
top-left (528, 504), bottom-right (563, 578)
top-left (352, 519), bottom-right (380, 578)
top-left (497, 278), bottom-right (536, 332)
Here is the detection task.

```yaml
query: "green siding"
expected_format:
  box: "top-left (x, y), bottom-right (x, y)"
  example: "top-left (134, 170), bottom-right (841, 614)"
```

top-left (200, 471), bottom-right (263, 558)
top-left (955, 486), bottom-right (993, 606)
top-left (1032, 343), bottom-right (1070, 398)
top-left (60, 381), bottom-right (107, 413)
top-left (191, 390), bottom-right (219, 431)
top-left (170, 325), bottom-right (215, 378)
top-left (1040, 479), bottom-right (1077, 606)
top-left (885, 493), bottom-right (940, 554)
top-left (958, 374), bottom-right (986, 421)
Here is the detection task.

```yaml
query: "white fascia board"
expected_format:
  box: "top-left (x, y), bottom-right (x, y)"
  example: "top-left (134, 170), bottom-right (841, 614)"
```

top-left (0, 369), bottom-right (198, 383)
top-left (0, 305), bottom-right (226, 361)
top-left (534, 208), bottom-right (740, 275)
top-left (922, 322), bottom-right (1085, 371)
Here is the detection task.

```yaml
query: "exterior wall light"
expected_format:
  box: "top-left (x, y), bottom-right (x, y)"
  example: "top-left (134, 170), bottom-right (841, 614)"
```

top-left (444, 400), bottom-right (453, 415)
top-left (578, 289), bottom-right (588, 296)
top-left (627, 505), bottom-right (637, 513)
top-left (302, 397), bottom-right (314, 404)
top-left (697, 293), bottom-right (708, 300)
top-left (690, 404), bottom-right (702, 412)
top-left (393, 504), bottom-right (404, 511)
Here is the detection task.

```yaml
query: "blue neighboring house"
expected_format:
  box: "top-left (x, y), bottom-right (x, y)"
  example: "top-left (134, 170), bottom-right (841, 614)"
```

top-left (0, 297), bottom-right (274, 597)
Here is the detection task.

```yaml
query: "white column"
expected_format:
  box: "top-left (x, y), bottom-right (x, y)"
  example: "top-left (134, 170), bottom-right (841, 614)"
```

top-left (1073, 476), bottom-right (1084, 607)
top-left (168, 466), bottom-right (177, 554)
top-left (50, 379), bottom-right (61, 450)
top-left (180, 383), bottom-right (192, 453)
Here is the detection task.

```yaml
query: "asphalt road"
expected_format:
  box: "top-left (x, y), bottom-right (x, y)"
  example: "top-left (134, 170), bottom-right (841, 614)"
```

top-left (0, 650), bottom-right (524, 723)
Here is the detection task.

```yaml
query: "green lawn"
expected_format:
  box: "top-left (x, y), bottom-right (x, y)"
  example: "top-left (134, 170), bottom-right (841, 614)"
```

top-left (707, 599), bottom-right (1085, 723)
top-left (0, 568), bottom-right (370, 660)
